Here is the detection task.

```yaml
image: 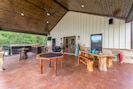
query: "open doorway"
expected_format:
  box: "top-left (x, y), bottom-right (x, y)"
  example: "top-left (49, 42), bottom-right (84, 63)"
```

top-left (63, 36), bottom-right (76, 53)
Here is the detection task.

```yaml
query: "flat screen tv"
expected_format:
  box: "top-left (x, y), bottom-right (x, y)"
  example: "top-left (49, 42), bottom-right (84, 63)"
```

top-left (91, 34), bottom-right (102, 53)
top-left (47, 37), bottom-right (52, 40)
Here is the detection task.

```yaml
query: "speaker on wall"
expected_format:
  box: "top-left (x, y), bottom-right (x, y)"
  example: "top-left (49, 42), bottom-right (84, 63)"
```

top-left (109, 18), bottom-right (113, 24)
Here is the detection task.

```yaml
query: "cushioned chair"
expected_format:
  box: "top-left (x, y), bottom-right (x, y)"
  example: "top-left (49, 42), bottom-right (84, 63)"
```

top-left (52, 46), bottom-right (61, 52)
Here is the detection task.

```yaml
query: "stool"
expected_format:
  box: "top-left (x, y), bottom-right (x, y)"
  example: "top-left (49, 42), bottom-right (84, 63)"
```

top-left (20, 48), bottom-right (28, 60)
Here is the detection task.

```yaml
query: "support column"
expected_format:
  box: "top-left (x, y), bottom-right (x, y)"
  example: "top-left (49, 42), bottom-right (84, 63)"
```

top-left (0, 52), bottom-right (4, 71)
top-left (131, 21), bottom-right (133, 49)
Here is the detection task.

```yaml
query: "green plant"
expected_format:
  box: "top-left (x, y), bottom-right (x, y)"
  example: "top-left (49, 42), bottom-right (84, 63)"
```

top-left (0, 31), bottom-right (47, 47)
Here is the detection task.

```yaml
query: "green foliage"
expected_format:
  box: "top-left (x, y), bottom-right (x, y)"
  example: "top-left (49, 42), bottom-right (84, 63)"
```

top-left (0, 31), bottom-right (47, 47)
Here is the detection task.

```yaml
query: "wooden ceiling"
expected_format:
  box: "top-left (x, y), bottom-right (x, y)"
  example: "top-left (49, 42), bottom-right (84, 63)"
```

top-left (0, 0), bottom-right (133, 35)
top-left (56, 0), bottom-right (133, 22)
top-left (0, 0), bottom-right (67, 35)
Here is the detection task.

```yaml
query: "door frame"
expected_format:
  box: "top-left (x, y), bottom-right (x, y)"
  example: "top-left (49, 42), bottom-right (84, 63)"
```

top-left (63, 36), bottom-right (76, 53)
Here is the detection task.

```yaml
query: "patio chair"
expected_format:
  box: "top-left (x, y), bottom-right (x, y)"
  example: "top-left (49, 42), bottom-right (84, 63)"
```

top-left (52, 46), bottom-right (61, 52)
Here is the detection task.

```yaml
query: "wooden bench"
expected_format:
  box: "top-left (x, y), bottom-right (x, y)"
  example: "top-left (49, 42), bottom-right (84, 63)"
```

top-left (78, 52), bottom-right (113, 72)
top-left (78, 52), bottom-right (95, 72)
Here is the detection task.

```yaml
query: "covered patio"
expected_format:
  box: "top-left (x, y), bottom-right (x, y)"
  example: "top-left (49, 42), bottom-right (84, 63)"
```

top-left (0, 53), bottom-right (133, 89)
top-left (0, 0), bottom-right (133, 89)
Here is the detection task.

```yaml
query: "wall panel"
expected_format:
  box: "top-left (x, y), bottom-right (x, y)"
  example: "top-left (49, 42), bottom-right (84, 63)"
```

top-left (125, 22), bottom-right (131, 49)
top-left (114, 19), bottom-right (120, 48)
top-left (51, 11), bottom-right (131, 49)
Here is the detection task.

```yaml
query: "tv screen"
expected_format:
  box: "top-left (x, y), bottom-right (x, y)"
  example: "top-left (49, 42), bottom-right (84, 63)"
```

top-left (91, 34), bottom-right (102, 52)
top-left (47, 37), bottom-right (52, 40)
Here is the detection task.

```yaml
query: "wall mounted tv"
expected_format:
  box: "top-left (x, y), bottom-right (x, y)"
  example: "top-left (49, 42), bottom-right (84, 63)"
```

top-left (47, 37), bottom-right (52, 40)
top-left (91, 34), bottom-right (102, 52)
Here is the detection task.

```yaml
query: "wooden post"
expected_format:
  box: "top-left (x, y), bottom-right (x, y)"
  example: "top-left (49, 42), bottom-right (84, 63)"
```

top-left (0, 52), bottom-right (4, 71)
top-left (131, 21), bottom-right (133, 49)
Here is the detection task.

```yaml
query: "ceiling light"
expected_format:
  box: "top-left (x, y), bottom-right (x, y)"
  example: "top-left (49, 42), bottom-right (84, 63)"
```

top-left (46, 12), bottom-right (51, 16)
top-left (20, 13), bottom-right (24, 16)
top-left (81, 4), bottom-right (85, 8)
top-left (46, 21), bottom-right (49, 23)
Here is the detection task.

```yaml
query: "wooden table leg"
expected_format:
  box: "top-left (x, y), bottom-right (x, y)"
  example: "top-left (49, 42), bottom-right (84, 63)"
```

top-left (78, 56), bottom-right (81, 64)
top-left (60, 57), bottom-right (64, 69)
top-left (54, 59), bottom-right (57, 76)
top-left (40, 59), bottom-right (44, 74)
top-left (61, 60), bottom-right (63, 69)
top-left (49, 59), bottom-right (51, 67)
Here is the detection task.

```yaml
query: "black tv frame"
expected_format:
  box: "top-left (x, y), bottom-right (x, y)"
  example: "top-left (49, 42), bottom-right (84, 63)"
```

top-left (90, 33), bottom-right (103, 52)
top-left (47, 36), bottom-right (52, 40)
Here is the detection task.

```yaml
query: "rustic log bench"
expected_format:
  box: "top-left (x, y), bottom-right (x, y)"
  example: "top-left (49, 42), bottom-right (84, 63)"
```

top-left (78, 52), bottom-right (113, 72)
top-left (78, 52), bottom-right (95, 72)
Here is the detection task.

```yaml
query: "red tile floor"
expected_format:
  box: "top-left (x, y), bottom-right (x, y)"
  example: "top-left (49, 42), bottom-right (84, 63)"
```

top-left (0, 53), bottom-right (133, 89)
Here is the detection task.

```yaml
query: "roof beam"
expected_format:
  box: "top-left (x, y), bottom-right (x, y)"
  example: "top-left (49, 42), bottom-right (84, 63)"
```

top-left (126, 4), bottom-right (133, 22)
top-left (54, 0), bottom-right (69, 11)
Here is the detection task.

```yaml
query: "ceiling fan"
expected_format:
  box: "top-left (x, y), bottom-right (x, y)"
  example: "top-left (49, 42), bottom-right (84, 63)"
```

top-left (41, 0), bottom-right (56, 34)
top-left (24, 0), bottom-right (56, 17)
top-left (41, 0), bottom-right (56, 17)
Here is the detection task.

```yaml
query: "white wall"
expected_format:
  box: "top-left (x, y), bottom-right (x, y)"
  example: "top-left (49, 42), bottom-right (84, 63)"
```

top-left (50, 11), bottom-right (131, 49)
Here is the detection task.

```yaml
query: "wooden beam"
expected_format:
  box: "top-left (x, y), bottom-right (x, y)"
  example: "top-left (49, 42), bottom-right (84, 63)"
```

top-left (49, 11), bottom-right (67, 32)
top-left (54, 0), bottom-right (69, 11)
top-left (126, 4), bottom-right (133, 22)
top-left (0, 26), bottom-right (47, 35)
top-left (70, 10), bottom-right (125, 20)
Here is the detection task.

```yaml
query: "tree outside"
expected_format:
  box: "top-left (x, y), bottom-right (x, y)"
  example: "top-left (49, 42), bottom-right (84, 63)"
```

top-left (0, 31), bottom-right (47, 47)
